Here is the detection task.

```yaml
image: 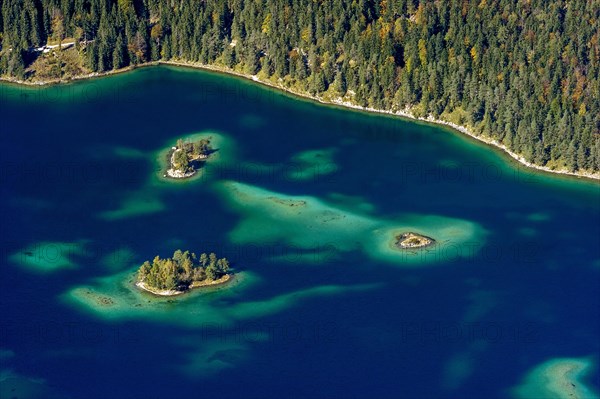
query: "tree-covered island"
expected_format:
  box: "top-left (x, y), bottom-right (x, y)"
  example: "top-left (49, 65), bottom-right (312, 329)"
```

top-left (136, 249), bottom-right (231, 296)
top-left (166, 138), bottom-right (214, 179)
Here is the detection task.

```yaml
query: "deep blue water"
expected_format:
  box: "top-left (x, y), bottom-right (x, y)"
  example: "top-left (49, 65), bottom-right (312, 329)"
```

top-left (0, 66), bottom-right (599, 399)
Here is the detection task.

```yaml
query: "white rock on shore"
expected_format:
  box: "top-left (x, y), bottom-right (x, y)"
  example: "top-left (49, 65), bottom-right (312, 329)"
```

top-left (166, 168), bottom-right (196, 179)
top-left (166, 148), bottom-right (197, 179)
top-left (135, 281), bottom-right (184, 296)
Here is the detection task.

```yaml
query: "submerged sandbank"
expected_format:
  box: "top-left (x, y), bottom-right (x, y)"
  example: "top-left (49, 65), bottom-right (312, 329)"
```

top-left (98, 193), bottom-right (165, 220)
top-left (8, 241), bottom-right (87, 273)
top-left (62, 267), bottom-right (380, 328)
top-left (287, 148), bottom-right (338, 181)
top-left (213, 180), bottom-right (485, 265)
top-left (512, 357), bottom-right (598, 399)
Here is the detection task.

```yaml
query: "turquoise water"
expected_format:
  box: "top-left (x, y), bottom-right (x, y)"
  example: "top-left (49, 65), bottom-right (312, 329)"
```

top-left (1, 66), bottom-right (599, 398)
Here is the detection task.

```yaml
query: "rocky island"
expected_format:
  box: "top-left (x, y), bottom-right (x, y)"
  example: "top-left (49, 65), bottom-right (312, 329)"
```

top-left (166, 138), bottom-right (214, 179)
top-left (136, 249), bottom-right (231, 296)
top-left (394, 232), bottom-right (435, 250)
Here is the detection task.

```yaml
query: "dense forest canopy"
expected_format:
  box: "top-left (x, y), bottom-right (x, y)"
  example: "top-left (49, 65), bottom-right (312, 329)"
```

top-left (172, 137), bottom-right (212, 173)
top-left (138, 249), bottom-right (230, 291)
top-left (1, 0), bottom-right (599, 173)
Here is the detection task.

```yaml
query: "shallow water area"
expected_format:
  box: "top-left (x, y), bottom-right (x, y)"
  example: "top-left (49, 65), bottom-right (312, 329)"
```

top-left (216, 180), bottom-right (486, 265)
top-left (63, 269), bottom-right (260, 326)
top-left (511, 357), bottom-right (599, 399)
top-left (9, 241), bottom-right (87, 273)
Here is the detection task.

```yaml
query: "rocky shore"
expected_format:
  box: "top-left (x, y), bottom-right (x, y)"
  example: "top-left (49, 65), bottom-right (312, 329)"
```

top-left (394, 232), bottom-right (436, 249)
top-left (136, 274), bottom-right (232, 297)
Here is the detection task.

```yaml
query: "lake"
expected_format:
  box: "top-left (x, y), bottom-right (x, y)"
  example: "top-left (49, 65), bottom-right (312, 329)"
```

top-left (1, 65), bottom-right (599, 398)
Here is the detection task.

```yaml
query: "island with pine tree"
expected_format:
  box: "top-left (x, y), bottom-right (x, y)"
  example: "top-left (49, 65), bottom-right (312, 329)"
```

top-left (136, 249), bottom-right (231, 296)
top-left (166, 138), bottom-right (214, 179)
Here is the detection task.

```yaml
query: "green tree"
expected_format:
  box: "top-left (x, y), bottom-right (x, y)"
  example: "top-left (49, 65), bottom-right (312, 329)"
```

top-left (205, 264), bottom-right (216, 281)
top-left (216, 258), bottom-right (230, 274)
top-left (173, 149), bottom-right (189, 171)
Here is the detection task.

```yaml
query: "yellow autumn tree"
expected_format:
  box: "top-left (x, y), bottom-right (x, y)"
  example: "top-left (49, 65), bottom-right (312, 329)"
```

top-left (262, 13), bottom-right (272, 34)
top-left (418, 39), bottom-right (427, 66)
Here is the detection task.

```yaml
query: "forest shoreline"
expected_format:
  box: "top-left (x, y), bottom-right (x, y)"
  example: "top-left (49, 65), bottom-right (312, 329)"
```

top-left (2, 60), bottom-right (598, 182)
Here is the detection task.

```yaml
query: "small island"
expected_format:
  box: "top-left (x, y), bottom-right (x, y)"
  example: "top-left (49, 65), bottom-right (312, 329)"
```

top-left (136, 249), bottom-right (231, 296)
top-left (394, 232), bottom-right (435, 249)
top-left (166, 137), bottom-right (214, 179)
